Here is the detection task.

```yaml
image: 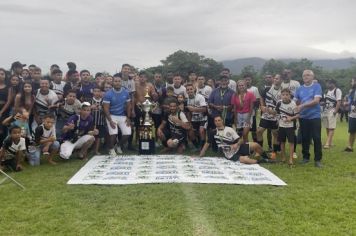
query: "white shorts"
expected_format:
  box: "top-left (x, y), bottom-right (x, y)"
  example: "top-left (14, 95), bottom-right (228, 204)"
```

top-left (106, 115), bottom-right (132, 136)
top-left (60, 135), bottom-right (94, 160)
top-left (322, 112), bottom-right (338, 129)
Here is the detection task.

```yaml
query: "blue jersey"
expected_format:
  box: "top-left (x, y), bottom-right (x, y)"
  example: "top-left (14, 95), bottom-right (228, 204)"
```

top-left (103, 88), bottom-right (131, 116)
top-left (295, 82), bottom-right (322, 119)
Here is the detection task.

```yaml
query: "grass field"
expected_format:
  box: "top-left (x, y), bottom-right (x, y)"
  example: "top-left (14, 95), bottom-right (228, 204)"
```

top-left (1, 120), bottom-right (356, 236)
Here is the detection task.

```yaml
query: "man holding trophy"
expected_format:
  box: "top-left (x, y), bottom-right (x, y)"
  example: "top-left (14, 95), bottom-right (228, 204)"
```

top-left (199, 115), bottom-right (274, 164)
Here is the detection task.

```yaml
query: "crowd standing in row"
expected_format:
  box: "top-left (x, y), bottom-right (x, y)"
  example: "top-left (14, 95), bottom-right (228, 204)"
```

top-left (0, 61), bottom-right (355, 171)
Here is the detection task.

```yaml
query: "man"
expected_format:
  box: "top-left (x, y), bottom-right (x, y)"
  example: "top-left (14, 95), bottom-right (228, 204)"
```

top-left (198, 115), bottom-right (273, 164)
top-left (151, 72), bottom-right (166, 146)
top-left (133, 71), bottom-right (158, 143)
top-left (295, 70), bottom-right (323, 168)
top-left (33, 78), bottom-right (59, 129)
top-left (103, 76), bottom-right (132, 155)
top-left (171, 74), bottom-right (188, 98)
top-left (321, 79), bottom-right (342, 148)
top-left (196, 75), bottom-right (212, 101)
top-left (344, 77), bottom-right (356, 152)
top-left (244, 74), bottom-right (261, 142)
top-left (31, 67), bottom-right (42, 91)
top-left (259, 74), bottom-right (274, 151)
top-left (281, 69), bottom-right (300, 98)
top-left (186, 83), bottom-right (208, 148)
top-left (10, 61), bottom-right (25, 79)
top-left (257, 74), bottom-right (282, 159)
top-left (50, 69), bottom-right (66, 101)
top-left (60, 102), bottom-right (98, 160)
top-left (186, 71), bottom-right (198, 88)
top-left (208, 75), bottom-right (234, 128)
top-left (157, 100), bottom-right (190, 154)
top-left (63, 70), bottom-right (81, 97)
top-left (77, 70), bottom-right (94, 102)
top-left (165, 72), bottom-right (174, 88)
top-left (221, 68), bottom-right (237, 92)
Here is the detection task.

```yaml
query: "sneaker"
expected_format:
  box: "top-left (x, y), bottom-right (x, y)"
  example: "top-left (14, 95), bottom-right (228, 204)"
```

top-left (314, 161), bottom-right (322, 168)
top-left (323, 145), bottom-right (330, 149)
top-left (293, 152), bottom-right (298, 159)
top-left (109, 149), bottom-right (117, 156)
top-left (300, 159), bottom-right (310, 164)
top-left (344, 147), bottom-right (353, 152)
top-left (115, 146), bottom-right (123, 154)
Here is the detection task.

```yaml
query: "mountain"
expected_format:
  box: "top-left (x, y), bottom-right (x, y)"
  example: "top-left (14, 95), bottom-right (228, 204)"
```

top-left (221, 57), bottom-right (356, 74)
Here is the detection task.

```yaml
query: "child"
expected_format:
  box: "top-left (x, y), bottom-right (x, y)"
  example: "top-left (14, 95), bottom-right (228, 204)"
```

top-left (275, 88), bottom-right (299, 165)
top-left (90, 86), bottom-right (106, 155)
top-left (2, 108), bottom-right (31, 142)
top-left (0, 125), bottom-right (26, 171)
top-left (34, 114), bottom-right (60, 165)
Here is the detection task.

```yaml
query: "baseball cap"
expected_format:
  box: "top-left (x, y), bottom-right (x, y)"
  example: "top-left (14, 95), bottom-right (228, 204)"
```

top-left (81, 102), bottom-right (91, 108)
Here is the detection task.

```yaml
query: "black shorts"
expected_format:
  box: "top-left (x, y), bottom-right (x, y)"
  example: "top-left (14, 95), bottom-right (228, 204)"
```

top-left (278, 127), bottom-right (295, 143)
top-left (349, 117), bottom-right (356, 133)
top-left (95, 125), bottom-right (107, 138)
top-left (251, 115), bottom-right (257, 132)
top-left (191, 121), bottom-right (206, 131)
top-left (259, 118), bottom-right (278, 130)
top-left (230, 143), bottom-right (251, 161)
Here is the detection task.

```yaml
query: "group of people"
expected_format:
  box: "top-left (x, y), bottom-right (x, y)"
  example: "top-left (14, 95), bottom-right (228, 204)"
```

top-left (0, 61), bottom-right (355, 172)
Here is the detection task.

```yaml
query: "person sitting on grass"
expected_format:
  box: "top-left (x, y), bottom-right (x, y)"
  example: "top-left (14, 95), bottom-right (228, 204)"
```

top-left (33, 114), bottom-right (60, 165)
top-left (59, 102), bottom-right (98, 160)
top-left (0, 125), bottom-right (26, 172)
top-left (157, 100), bottom-right (190, 154)
top-left (198, 115), bottom-right (274, 164)
top-left (275, 88), bottom-right (299, 166)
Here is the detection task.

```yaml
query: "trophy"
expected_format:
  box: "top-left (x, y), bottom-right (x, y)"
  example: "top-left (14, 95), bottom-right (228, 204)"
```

top-left (138, 87), bottom-right (156, 154)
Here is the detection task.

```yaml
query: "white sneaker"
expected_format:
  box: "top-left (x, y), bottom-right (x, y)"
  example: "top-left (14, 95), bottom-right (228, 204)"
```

top-left (293, 152), bottom-right (298, 159)
top-left (109, 149), bottom-right (117, 156)
top-left (115, 145), bottom-right (123, 154)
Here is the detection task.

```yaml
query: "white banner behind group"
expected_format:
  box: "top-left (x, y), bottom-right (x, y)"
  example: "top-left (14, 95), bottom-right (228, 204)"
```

top-left (67, 155), bottom-right (287, 186)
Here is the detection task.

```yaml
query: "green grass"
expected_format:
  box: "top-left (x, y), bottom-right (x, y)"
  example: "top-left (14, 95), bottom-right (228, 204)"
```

top-left (1, 121), bottom-right (356, 235)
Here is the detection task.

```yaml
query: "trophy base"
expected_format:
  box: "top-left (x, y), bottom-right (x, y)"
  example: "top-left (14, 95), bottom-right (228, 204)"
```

top-left (138, 139), bottom-right (155, 155)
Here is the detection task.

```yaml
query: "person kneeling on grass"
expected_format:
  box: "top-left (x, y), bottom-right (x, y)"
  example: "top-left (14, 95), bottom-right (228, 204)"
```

top-left (59, 102), bottom-right (98, 160)
top-left (0, 125), bottom-right (26, 172)
top-left (157, 100), bottom-right (191, 154)
top-left (33, 113), bottom-right (60, 165)
top-left (198, 115), bottom-right (274, 164)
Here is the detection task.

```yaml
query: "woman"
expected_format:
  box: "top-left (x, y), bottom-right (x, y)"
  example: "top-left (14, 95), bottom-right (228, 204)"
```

top-left (14, 81), bottom-right (36, 114)
top-left (231, 80), bottom-right (256, 143)
top-left (0, 74), bottom-right (21, 117)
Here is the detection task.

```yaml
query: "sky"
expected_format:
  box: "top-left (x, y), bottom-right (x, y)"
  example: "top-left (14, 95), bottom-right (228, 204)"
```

top-left (0, 0), bottom-right (355, 73)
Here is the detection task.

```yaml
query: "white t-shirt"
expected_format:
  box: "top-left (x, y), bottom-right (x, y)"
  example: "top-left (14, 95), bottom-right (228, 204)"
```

top-left (35, 89), bottom-right (59, 116)
top-left (187, 93), bottom-right (207, 122)
top-left (247, 86), bottom-right (260, 116)
top-left (173, 85), bottom-right (188, 98)
top-left (51, 81), bottom-right (66, 96)
top-left (281, 80), bottom-right (301, 97)
top-left (323, 88), bottom-right (342, 114)
top-left (196, 85), bottom-right (212, 101)
top-left (228, 80), bottom-right (237, 92)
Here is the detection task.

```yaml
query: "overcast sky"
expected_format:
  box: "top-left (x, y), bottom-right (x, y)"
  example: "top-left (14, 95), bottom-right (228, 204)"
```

top-left (1, 0), bottom-right (355, 73)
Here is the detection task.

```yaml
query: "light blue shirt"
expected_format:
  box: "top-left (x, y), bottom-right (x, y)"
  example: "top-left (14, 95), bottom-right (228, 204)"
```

top-left (103, 88), bottom-right (131, 116)
top-left (295, 82), bottom-right (322, 119)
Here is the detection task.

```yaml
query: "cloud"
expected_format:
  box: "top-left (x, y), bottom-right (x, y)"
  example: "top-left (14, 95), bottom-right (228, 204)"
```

top-left (0, 0), bottom-right (355, 73)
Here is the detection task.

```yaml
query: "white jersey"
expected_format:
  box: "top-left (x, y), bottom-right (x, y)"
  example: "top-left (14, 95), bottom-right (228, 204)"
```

top-left (121, 79), bottom-right (136, 93)
top-left (276, 100), bottom-right (298, 128)
top-left (261, 86), bottom-right (281, 121)
top-left (173, 85), bottom-right (188, 98)
top-left (196, 85), bottom-right (212, 101)
top-left (35, 89), bottom-right (59, 117)
top-left (281, 80), bottom-right (300, 97)
top-left (51, 81), bottom-right (66, 97)
top-left (187, 93), bottom-right (207, 122)
top-left (228, 80), bottom-right (237, 92)
top-left (323, 88), bottom-right (342, 114)
top-left (247, 86), bottom-right (260, 116)
top-left (209, 126), bottom-right (240, 158)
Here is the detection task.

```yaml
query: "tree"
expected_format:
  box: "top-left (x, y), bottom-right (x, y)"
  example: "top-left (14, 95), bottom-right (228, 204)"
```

top-left (261, 59), bottom-right (286, 75)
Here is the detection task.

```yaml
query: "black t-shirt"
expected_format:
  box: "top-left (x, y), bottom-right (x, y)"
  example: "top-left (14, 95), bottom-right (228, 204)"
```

top-left (163, 111), bottom-right (188, 137)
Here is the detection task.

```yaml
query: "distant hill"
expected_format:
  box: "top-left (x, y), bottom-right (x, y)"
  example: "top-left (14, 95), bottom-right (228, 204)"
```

top-left (221, 57), bottom-right (356, 74)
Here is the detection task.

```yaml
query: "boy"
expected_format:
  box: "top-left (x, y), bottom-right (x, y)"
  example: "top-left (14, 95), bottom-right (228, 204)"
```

top-left (90, 86), bottom-right (106, 155)
top-left (34, 114), bottom-right (60, 165)
top-left (0, 126), bottom-right (26, 171)
top-left (275, 88), bottom-right (299, 165)
top-left (50, 69), bottom-right (66, 101)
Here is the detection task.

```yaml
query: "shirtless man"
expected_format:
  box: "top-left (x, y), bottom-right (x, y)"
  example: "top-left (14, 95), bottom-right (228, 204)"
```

top-left (134, 71), bottom-right (158, 135)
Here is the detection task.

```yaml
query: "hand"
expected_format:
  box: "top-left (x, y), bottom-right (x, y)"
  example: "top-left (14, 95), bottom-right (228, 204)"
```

top-left (125, 118), bottom-right (131, 127)
top-left (67, 122), bottom-right (75, 130)
top-left (109, 120), bottom-right (116, 129)
top-left (260, 106), bottom-right (267, 113)
top-left (170, 115), bottom-right (180, 124)
top-left (295, 105), bottom-right (302, 113)
top-left (92, 129), bottom-right (99, 136)
top-left (157, 129), bottom-right (164, 139)
top-left (286, 116), bottom-right (293, 122)
top-left (49, 136), bottom-right (56, 142)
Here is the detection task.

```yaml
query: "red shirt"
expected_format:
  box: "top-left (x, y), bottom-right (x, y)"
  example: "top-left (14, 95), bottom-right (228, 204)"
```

top-left (231, 91), bottom-right (256, 113)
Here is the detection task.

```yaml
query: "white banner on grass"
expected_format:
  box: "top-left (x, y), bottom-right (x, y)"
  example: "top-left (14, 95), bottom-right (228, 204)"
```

top-left (67, 155), bottom-right (287, 186)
